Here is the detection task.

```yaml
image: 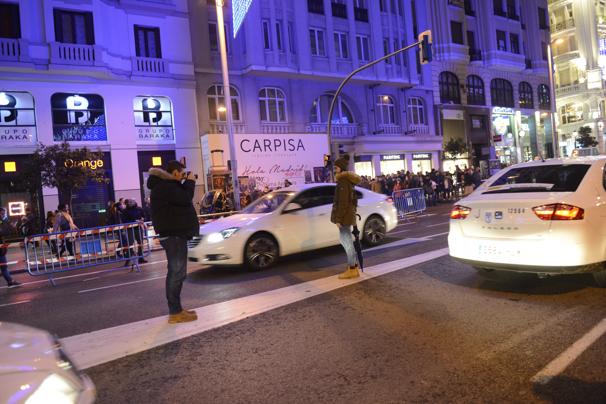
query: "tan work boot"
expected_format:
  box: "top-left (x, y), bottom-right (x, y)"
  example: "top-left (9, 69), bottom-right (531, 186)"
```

top-left (168, 310), bottom-right (198, 324)
top-left (338, 265), bottom-right (360, 280)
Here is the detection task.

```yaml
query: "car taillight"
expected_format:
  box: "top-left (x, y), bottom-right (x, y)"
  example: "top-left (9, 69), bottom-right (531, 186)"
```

top-left (386, 197), bottom-right (394, 204)
top-left (532, 203), bottom-right (584, 221)
top-left (450, 205), bottom-right (471, 220)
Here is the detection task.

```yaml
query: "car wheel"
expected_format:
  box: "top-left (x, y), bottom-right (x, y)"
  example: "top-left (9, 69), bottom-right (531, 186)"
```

top-left (593, 270), bottom-right (606, 288)
top-left (363, 215), bottom-right (386, 246)
top-left (244, 233), bottom-right (279, 270)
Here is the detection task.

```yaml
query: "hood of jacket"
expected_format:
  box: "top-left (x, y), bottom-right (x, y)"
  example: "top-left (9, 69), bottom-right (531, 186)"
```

top-left (147, 167), bottom-right (176, 190)
top-left (336, 171), bottom-right (361, 185)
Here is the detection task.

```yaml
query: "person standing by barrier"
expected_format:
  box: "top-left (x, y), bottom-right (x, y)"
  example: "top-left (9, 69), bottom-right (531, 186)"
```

top-left (53, 204), bottom-right (77, 257)
top-left (147, 160), bottom-right (199, 324)
top-left (330, 155), bottom-right (362, 280)
top-left (122, 199), bottom-right (148, 265)
top-left (0, 207), bottom-right (21, 288)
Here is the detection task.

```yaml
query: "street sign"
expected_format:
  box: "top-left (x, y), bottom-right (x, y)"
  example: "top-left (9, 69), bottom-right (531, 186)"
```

top-left (232, 0), bottom-right (253, 38)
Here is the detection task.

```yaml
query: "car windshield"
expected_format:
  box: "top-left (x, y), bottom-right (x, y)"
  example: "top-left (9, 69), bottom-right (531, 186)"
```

top-left (484, 164), bottom-right (590, 193)
top-left (241, 192), bottom-right (292, 214)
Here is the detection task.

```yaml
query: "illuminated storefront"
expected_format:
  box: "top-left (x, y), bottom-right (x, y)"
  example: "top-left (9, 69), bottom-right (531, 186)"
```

top-left (379, 154), bottom-right (406, 175)
top-left (411, 153), bottom-right (433, 174)
top-left (354, 155), bottom-right (374, 178)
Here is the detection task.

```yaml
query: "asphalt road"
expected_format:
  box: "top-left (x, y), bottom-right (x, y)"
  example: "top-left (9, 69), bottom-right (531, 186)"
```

top-left (2, 203), bottom-right (606, 403)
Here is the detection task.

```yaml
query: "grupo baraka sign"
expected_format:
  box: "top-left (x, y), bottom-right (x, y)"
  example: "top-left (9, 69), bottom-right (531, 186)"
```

top-left (133, 96), bottom-right (175, 144)
top-left (0, 91), bottom-right (37, 146)
top-left (234, 133), bottom-right (329, 189)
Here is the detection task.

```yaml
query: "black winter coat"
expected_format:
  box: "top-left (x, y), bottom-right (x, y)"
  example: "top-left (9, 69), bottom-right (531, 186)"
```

top-left (122, 206), bottom-right (145, 223)
top-left (146, 168), bottom-right (199, 239)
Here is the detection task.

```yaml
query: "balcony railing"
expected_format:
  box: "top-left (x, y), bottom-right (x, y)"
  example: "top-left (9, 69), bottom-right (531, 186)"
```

top-left (331, 2), bottom-right (347, 19)
top-left (555, 82), bottom-right (583, 97)
top-left (261, 122), bottom-right (290, 134)
top-left (408, 124), bottom-right (430, 136)
top-left (209, 122), bottom-right (247, 134)
top-left (354, 7), bottom-right (368, 22)
top-left (0, 38), bottom-right (20, 61)
top-left (132, 57), bottom-right (168, 75)
top-left (469, 49), bottom-right (482, 61)
top-left (307, 0), bottom-right (324, 14)
top-left (306, 122), bottom-right (361, 137)
top-left (51, 42), bottom-right (95, 65)
top-left (551, 18), bottom-right (574, 33)
top-left (376, 124), bottom-right (401, 135)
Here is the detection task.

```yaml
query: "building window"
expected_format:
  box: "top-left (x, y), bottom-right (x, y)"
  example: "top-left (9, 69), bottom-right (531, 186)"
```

top-left (207, 85), bottom-right (240, 121)
top-left (560, 103), bottom-right (583, 125)
top-left (407, 97), bottom-right (426, 125)
top-left (464, 0), bottom-right (475, 16)
top-left (519, 82), bottom-right (534, 109)
top-left (331, 0), bottom-right (347, 18)
top-left (439, 71), bottom-right (461, 104)
top-left (466, 75), bottom-right (485, 105)
top-left (356, 35), bottom-right (370, 61)
top-left (275, 21), bottom-right (283, 51)
top-left (310, 94), bottom-right (354, 124)
top-left (538, 7), bottom-right (548, 29)
top-left (134, 26), bottom-right (161, 58)
top-left (309, 28), bottom-right (326, 56)
top-left (538, 84), bottom-right (551, 109)
top-left (53, 9), bottom-right (95, 44)
top-left (307, 0), bottom-right (324, 14)
top-left (333, 31), bottom-right (349, 59)
top-left (496, 30), bottom-right (507, 51)
top-left (288, 22), bottom-right (296, 53)
top-left (0, 3), bottom-right (20, 39)
top-left (379, 0), bottom-right (387, 13)
top-left (490, 78), bottom-right (514, 108)
top-left (451, 21), bottom-right (464, 44)
top-left (493, 0), bottom-right (505, 16)
top-left (377, 95), bottom-right (396, 125)
top-left (262, 20), bottom-right (271, 50)
top-left (208, 22), bottom-right (218, 51)
top-left (383, 38), bottom-right (391, 64)
top-left (259, 88), bottom-right (287, 123)
top-left (506, 0), bottom-right (518, 19)
top-left (509, 33), bottom-right (520, 54)
top-left (542, 41), bottom-right (547, 60)
top-left (354, 0), bottom-right (369, 22)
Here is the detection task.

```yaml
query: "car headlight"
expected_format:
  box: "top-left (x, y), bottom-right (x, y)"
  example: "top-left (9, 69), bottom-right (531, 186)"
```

top-left (26, 373), bottom-right (79, 404)
top-left (207, 227), bottom-right (240, 244)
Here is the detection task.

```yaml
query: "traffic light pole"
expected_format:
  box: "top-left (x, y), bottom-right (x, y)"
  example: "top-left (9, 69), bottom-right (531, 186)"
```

top-left (326, 35), bottom-right (429, 178)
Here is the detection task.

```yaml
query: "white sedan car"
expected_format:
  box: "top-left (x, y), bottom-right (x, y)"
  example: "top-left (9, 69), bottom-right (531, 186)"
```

top-left (0, 322), bottom-right (95, 404)
top-left (188, 183), bottom-right (398, 270)
top-left (448, 156), bottom-right (606, 286)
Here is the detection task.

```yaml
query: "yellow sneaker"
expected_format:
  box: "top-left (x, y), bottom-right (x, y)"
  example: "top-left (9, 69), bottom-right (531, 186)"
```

top-left (168, 310), bottom-right (198, 324)
top-left (338, 266), bottom-right (360, 280)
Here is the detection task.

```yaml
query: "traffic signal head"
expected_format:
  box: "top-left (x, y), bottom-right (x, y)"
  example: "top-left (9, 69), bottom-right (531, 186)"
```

top-left (418, 30), bottom-right (432, 65)
top-left (323, 154), bottom-right (330, 167)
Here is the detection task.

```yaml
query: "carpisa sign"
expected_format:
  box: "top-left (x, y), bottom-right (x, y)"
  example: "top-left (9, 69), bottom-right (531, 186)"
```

top-left (234, 133), bottom-right (328, 189)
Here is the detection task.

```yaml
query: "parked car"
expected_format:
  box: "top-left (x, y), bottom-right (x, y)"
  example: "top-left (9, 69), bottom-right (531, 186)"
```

top-left (0, 322), bottom-right (95, 403)
top-left (448, 156), bottom-right (606, 286)
top-left (188, 183), bottom-right (398, 270)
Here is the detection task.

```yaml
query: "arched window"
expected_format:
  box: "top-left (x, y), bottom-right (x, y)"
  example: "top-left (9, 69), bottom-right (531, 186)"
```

top-left (377, 95), bottom-right (396, 125)
top-left (407, 97), bottom-right (426, 125)
top-left (466, 75), bottom-right (485, 105)
top-left (490, 78), bottom-right (514, 108)
top-left (258, 87), bottom-right (287, 122)
top-left (439, 72), bottom-right (461, 104)
top-left (519, 82), bottom-right (534, 109)
top-left (538, 84), bottom-right (551, 109)
top-left (207, 84), bottom-right (241, 121)
top-left (310, 94), bottom-right (354, 124)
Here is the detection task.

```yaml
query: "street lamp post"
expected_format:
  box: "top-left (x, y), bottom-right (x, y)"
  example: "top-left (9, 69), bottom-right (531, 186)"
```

top-left (547, 39), bottom-right (563, 158)
top-left (216, 0), bottom-right (241, 210)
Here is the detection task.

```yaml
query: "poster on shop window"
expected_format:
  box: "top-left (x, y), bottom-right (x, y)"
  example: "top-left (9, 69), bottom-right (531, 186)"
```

top-left (235, 133), bottom-right (329, 189)
top-left (51, 93), bottom-right (107, 141)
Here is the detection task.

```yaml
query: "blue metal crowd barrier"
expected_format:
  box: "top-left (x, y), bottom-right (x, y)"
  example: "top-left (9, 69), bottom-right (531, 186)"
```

top-left (24, 222), bottom-right (151, 286)
top-left (392, 188), bottom-right (427, 219)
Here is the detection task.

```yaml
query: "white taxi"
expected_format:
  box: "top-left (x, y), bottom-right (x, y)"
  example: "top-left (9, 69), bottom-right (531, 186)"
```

top-left (188, 183), bottom-right (398, 270)
top-left (448, 156), bottom-right (606, 286)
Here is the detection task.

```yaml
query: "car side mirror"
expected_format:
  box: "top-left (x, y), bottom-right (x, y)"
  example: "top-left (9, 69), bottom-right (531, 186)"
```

top-left (283, 202), bottom-right (302, 213)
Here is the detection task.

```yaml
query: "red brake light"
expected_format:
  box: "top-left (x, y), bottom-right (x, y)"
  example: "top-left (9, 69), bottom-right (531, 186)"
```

top-left (386, 197), bottom-right (394, 204)
top-left (450, 205), bottom-right (471, 220)
top-left (532, 203), bottom-right (584, 221)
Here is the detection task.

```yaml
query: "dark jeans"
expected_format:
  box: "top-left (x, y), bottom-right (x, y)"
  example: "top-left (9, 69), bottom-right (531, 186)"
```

top-left (58, 239), bottom-right (74, 257)
top-left (0, 253), bottom-right (13, 284)
top-left (159, 236), bottom-right (188, 315)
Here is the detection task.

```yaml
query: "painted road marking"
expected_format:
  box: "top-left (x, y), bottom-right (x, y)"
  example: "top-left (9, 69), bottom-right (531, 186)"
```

top-left (78, 275), bottom-right (167, 294)
top-left (60, 248), bottom-right (450, 370)
top-left (427, 222), bottom-right (448, 228)
top-left (426, 231), bottom-right (449, 238)
top-left (531, 316), bottom-right (606, 384)
top-left (0, 300), bottom-right (31, 308)
top-left (389, 229), bottom-right (410, 236)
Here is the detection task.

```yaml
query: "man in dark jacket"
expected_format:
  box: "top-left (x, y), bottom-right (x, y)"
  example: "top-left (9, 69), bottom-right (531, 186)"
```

top-left (330, 155), bottom-right (362, 280)
top-left (0, 207), bottom-right (21, 288)
top-left (147, 161), bottom-right (199, 324)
